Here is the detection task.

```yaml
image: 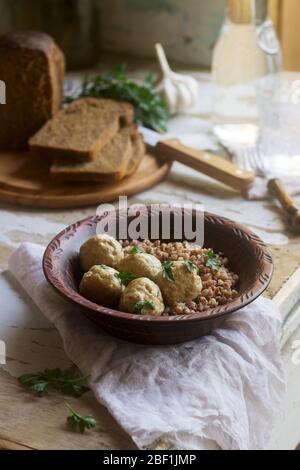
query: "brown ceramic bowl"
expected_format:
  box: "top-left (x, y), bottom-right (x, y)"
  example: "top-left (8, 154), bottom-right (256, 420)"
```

top-left (43, 209), bottom-right (274, 345)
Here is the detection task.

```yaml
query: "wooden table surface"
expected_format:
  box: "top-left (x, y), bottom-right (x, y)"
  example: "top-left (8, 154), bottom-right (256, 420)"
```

top-left (0, 185), bottom-right (299, 450)
top-left (0, 70), bottom-right (300, 450)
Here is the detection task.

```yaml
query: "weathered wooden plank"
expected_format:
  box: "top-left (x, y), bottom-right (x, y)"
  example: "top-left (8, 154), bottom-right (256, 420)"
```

top-left (0, 262), bottom-right (299, 451)
top-left (0, 369), bottom-right (136, 450)
top-left (0, 438), bottom-right (33, 450)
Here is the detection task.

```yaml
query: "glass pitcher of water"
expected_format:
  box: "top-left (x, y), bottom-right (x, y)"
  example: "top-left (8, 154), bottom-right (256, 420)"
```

top-left (212, 0), bottom-right (281, 146)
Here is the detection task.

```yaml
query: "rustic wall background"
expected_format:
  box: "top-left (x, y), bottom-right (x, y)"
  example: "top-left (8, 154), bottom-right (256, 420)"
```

top-left (2, 0), bottom-right (295, 70)
top-left (97, 0), bottom-right (225, 67)
top-left (0, 0), bottom-right (225, 68)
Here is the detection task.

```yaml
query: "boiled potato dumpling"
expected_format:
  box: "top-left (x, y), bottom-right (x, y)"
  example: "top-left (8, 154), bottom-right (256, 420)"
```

top-left (79, 265), bottom-right (123, 307)
top-left (156, 260), bottom-right (202, 305)
top-left (118, 253), bottom-right (161, 281)
top-left (119, 277), bottom-right (165, 316)
top-left (80, 234), bottom-right (124, 272)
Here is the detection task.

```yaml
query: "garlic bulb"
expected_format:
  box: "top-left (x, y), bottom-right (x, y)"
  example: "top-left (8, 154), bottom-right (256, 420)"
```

top-left (155, 43), bottom-right (199, 115)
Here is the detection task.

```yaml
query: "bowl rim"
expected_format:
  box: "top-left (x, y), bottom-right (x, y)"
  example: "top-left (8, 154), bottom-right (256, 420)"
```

top-left (43, 210), bottom-right (274, 324)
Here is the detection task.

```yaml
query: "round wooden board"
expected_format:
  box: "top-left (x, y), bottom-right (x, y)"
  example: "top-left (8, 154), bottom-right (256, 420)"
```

top-left (0, 150), bottom-right (171, 208)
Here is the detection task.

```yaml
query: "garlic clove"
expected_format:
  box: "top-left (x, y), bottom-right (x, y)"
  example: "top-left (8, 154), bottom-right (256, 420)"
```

top-left (155, 43), bottom-right (199, 115)
top-left (163, 78), bottom-right (178, 114)
top-left (176, 81), bottom-right (194, 111)
top-left (171, 72), bottom-right (200, 105)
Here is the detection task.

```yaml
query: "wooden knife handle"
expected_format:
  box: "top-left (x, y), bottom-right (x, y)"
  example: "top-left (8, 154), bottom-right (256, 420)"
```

top-left (268, 178), bottom-right (300, 215)
top-left (268, 178), bottom-right (300, 232)
top-left (156, 138), bottom-right (255, 192)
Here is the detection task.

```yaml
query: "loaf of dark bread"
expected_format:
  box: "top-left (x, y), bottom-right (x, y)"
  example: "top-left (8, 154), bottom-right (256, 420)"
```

top-left (0, 31), bottom-right (65, 150)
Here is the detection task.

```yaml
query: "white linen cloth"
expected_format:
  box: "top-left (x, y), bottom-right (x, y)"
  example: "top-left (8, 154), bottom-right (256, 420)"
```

top-left (8, 242), bottom-right (285, 450)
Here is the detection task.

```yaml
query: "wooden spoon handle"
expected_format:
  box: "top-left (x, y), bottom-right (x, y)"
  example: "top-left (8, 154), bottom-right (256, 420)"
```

top-left (268, 178), bottom-right (300, 215)
top-left (156, 138), bottom-right (255, 192)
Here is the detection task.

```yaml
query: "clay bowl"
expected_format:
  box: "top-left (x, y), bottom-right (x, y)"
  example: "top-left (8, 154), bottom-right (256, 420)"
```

top-left (43, 209), bottom-right (274, 345)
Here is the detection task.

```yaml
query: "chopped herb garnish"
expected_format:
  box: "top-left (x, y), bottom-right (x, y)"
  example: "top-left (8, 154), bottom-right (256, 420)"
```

top-left (134, 300), bottom-right (155, 314)
top-left (185, 260), bottom-right (197, 273)
top-left (129, 245), bottom-right (144, 255)
top-left (162, 261), bottom-right (175, 283)
top-left (66, 403), bottom-right (96, 434)
top-left (19, 368), bottom-right (90, 397)
top-left (115, 271), bottom-right (137, 286)
top-left (64, 65), bottom-right (170, 132)
top-left (205, 249), bottom-right (221, 271)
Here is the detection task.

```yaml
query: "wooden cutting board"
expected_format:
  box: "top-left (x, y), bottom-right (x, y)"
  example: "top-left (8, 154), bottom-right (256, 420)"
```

top-left (0, 150), bottom-right (171, 208)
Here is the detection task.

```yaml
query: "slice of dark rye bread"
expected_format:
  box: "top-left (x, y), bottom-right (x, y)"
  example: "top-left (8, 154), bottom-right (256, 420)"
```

top-left (124, 134), bottom-right (145, 177)
top-left (29, 97), bottom-right (134, 161)
top-left (0, 31), bottom-right (65, 150)
top-left (50, 125), bottom-right (144, 182)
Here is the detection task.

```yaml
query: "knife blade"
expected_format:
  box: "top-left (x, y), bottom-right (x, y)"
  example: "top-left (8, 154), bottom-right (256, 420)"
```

top-left (140, 126), bottom-right (255, 192)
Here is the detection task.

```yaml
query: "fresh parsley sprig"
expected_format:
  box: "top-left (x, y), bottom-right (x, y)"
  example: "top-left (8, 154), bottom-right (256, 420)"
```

top-left (129, 245), bottom-right (144, 255)
top-left (66, 403), bottom-right (96, 434)
top-left (19, 368), bottom-right (90, 398)
top-left (134, 300), bottom-right (155, 314)
top-left (205, 249), bottom-right (221, 271)
top-left (162, 261), bottom-right (175, 283)
top-left (185, 260), bottom-right (197, 273)
top-left (115, 271), bottom-right (137, 286)
top-left (64, 65), bottom-right (170, 132)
